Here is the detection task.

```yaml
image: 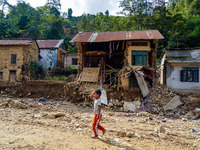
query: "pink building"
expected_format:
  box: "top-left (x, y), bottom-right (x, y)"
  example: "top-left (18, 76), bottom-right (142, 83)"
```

top-left (64, 53), bottom-right (78, 69)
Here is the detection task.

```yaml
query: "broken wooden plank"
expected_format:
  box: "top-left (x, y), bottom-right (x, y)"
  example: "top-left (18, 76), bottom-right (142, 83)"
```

top-left (106, 64), bottom-right (117, 71)
top-left (116, 41), bottom-right (120, 50)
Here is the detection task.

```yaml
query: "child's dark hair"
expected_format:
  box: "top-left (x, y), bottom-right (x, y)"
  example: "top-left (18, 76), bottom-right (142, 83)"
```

top-left (95, 90), bottom-right (101, 96)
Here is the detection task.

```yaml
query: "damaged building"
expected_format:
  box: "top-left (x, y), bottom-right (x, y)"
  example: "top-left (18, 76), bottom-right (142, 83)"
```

top-left (70, 30), bottom-right (164, 96)
top-left (160, 48), bottom-right (200, 90)
top-left (0, 39), bottom-right (39, 82)
top-left (37, 40), bottom-right (67, 69)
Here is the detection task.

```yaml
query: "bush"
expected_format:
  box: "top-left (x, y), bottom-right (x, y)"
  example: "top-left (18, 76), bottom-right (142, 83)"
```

top-left (68, 64), bottom-right (77, 74)
top-left (52, 67), bottom-right (71, 76)
top-left (44, 76), bottom-right (68, 81)
top-left (28, 61), bottom-right (44, 80)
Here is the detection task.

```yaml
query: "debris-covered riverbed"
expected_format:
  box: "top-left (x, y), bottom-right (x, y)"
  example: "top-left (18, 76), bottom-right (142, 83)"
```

top-left (0, 97), bottom-right (199, 150)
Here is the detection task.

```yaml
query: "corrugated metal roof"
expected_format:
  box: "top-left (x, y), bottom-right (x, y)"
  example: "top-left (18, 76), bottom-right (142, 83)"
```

top-left (70, 30), bottom-right (164, 43)
top-left (37, 40), bottom-right (64, 49)
top-left (0, 40), bottom-right (33, 45)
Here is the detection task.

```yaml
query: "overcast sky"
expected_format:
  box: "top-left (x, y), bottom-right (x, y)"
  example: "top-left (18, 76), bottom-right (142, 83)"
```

top-left (7, 0), bottom-right (123, 16)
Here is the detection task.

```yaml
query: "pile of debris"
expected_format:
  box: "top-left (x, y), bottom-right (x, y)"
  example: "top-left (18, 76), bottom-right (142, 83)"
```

top-left (77, 83), bottom-right (142, 111)
top-left (149, 84), bottom-right (194, 118)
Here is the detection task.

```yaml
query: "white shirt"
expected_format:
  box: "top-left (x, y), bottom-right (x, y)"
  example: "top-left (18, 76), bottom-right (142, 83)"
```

top-left (93, 98), bottom-right (101, 114)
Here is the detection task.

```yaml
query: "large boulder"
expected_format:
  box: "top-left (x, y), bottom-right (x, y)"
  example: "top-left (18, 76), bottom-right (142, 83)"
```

top-left (123, 102), bottom-right (136, 112)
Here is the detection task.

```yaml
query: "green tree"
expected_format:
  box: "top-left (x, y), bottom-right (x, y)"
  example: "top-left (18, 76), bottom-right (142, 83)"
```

top-left (68, 8), bottom-right (73, 19)
top-left (0, 0), bottom-right (11, 19)
top-left (26, 26), bottom-right (40, 39)
top-left (119, 0), bottom-right (153, 30)
top-left (6, 1), bottom-right (35, 30)
top-left (0, 19), bottom-right (19, 38)
top-left (46, 0), bottom-right (61, 10)
top-left (105, 10), bottom-right (109, 16)
top-left (28, 61), bottom-right (44, 80)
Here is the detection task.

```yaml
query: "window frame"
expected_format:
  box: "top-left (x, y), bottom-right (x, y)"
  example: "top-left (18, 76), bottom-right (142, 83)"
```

top-left (180, 67), bottom-right (199, 82)
top-left (131, 51), bottom-right (148, 66)
top-left (11, 54), bottom-right (17, 64)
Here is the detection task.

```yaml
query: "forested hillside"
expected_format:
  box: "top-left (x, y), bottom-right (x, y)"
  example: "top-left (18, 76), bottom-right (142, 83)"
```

top-left (0, 0), bottom-right (200, 55)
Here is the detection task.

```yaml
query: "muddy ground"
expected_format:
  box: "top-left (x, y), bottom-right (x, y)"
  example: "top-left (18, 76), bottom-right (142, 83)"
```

top-left (0, 97), bottom-right (199, 150)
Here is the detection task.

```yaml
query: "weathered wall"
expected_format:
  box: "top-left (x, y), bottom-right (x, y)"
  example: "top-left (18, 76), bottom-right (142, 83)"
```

top-left (0, 46), bottom-right (24, 82)
top-left (127, 41), bottom-right (151, 69)
top-left (121, 76), bottom-right (129, 89)
top-left (64, 54), bottom-right (78, 68)
top-left (0, 42), bottom-right (38, 82)
top-left (57, 49), bottom-right (65, 68)
top-left (166, 63), bottom-right (200, 89)
top-left (29, 41), bottom-right (39, 62)
top-left (39, 49), bottom-right (58, 69)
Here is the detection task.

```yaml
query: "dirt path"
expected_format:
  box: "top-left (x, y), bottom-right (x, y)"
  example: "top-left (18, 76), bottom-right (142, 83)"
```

top-left (0, 98), bottom-right (199, 150)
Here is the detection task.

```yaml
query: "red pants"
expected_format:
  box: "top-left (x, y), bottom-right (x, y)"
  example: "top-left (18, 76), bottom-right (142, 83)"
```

top-left (92, 114), bottom-right (105, 136)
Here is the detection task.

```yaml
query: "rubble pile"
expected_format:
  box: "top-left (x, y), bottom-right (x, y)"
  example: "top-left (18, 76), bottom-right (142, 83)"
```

top-left (0, 98), bottom-right (29, 109)
top-left (0, 98), bottom-right (59, 112)
top-left (149, 84), bottom-right (192, 118)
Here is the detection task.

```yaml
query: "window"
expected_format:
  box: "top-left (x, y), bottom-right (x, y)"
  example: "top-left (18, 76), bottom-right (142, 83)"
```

top-left (180, 67), bottom-right (199, 82)
top-left (0, 72), bottom-right (3, 79)
top-left (132, 51), bottom-right (148, 66)
top-left (11, 54), bottom-right (17, 64)
top-left (72, 58), bottom-right (78, 65)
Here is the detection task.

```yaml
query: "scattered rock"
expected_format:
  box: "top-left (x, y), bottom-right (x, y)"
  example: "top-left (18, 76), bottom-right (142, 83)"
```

top-left (51, 112), bottom-right (65, 118)
top-left (34, 114), bottom-right (42, 118)
top-left (154, 137), bottom-right (159, 142)
top-left (182, 118), bottom-right (187, 121)
top-left (74, 124), bottom-right (80, 127)
top-left (159, 125), bottom-right (166, 133)
top-left (38, 97), bottom-right (48, 102)
top-left (108, 112), bottom-right (115, 116)
top-left (126, 131), bottom-right (133, 138)
top-left (123, 102), bottom-right (136, 112)
top-left (135, 133), bottom-right (141, 139)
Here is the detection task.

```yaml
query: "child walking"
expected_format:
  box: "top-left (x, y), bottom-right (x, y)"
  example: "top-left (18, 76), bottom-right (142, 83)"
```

top-left (90, 90), bottom-right (106, 139)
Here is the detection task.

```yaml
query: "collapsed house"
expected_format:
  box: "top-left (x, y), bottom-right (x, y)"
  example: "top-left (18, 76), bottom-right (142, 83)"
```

top-left (70, 30), bottom-right (164, 97)
top-left (0, 39), bottom-right (39, 82)
top-left (160, 48), bottom-right (200, 90)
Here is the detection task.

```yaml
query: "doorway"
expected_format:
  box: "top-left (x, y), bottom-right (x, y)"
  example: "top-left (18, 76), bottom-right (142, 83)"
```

top-left (9, 70), bottom-right (17, 82)
top-left (129, 73), bottom-right (139, 88)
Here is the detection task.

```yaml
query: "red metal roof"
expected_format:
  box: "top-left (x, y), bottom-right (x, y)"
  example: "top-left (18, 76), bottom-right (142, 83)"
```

top-left (70, 30), bottom-right (164, 43)
top-left (0, 40), bottom-right (33, 45)
top-left (37, 40), bottom-right (64, 49)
